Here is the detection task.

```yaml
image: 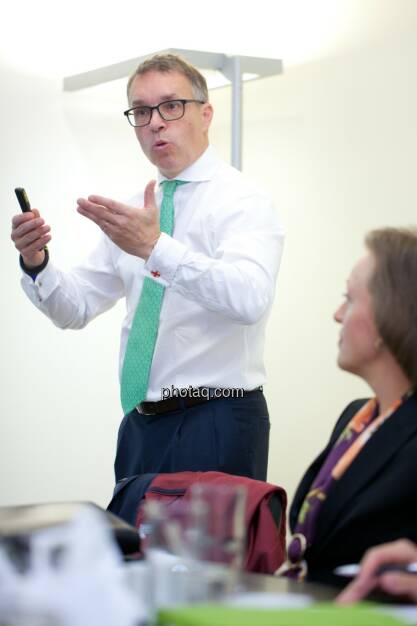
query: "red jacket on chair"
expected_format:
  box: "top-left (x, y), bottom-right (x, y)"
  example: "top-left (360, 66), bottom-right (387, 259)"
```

top-left (135, 471), bottom-right (287, 574)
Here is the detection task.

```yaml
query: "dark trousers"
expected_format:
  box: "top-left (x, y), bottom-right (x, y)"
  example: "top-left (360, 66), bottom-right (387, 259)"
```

top-left (114, 390), bottom-right (270, 482)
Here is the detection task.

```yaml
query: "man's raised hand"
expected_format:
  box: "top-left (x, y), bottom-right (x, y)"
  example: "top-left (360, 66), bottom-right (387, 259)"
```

top-left (77, 180), bottom-right (160, 259)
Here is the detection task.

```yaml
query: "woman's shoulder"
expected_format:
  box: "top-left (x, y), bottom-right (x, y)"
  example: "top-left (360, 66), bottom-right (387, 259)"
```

top-left (331, 398), bottom-right (370, 437)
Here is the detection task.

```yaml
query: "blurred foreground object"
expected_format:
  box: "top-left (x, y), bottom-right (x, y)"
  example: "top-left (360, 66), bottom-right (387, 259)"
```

top-left (0, 505), bottom-right (146, 626)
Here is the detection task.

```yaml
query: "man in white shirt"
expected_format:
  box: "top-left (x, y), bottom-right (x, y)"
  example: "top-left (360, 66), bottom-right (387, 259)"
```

top-left (11, 54), bottom-right (284, 483)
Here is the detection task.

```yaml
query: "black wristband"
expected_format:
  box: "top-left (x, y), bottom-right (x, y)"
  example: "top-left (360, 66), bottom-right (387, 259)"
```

top-left (19, 246), bottom-right (49, 280)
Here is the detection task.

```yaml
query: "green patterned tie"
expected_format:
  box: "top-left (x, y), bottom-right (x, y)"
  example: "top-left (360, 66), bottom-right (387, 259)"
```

top-left (120, 179), bottom-right (187, 414)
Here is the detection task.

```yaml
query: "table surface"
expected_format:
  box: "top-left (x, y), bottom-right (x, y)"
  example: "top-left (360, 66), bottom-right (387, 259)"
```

top-left (240, 570), bottom-right (339, 602)
top-left (240, 569), bottom-right (413, 605)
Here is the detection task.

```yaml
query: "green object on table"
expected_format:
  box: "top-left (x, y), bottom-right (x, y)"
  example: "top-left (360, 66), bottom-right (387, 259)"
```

top-left (158, 603), bottom-right (405, 626)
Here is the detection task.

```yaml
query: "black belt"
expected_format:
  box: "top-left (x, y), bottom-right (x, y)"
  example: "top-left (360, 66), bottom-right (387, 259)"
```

top-left (136, 387), bottom-right (262, 416)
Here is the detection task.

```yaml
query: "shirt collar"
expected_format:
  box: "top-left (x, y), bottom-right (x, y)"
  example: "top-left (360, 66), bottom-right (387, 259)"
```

top-left (157, 145), bottom-right (219, 185)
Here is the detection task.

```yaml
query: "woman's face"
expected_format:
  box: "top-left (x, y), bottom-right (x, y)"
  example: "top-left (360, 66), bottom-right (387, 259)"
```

top-left (334, 253), bottom-right (382, 378)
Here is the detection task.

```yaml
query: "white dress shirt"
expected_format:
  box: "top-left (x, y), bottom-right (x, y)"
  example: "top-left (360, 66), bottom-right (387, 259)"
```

top-left (21, 146), bottom-right (284, 402)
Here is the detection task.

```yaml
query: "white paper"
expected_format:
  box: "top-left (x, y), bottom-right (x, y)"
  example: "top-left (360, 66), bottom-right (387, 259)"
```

top-left (0, 505), bottom-right (147, 626)
top-left (225, 591), bottom-right (314, 609)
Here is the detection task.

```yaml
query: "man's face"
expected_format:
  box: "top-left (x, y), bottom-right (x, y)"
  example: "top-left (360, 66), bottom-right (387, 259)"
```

top-left (128, 70), bottom-right (213, 178)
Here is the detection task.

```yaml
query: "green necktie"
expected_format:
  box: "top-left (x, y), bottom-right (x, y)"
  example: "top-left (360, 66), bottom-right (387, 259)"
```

top-left (120, 179), bottom-right (187, 414)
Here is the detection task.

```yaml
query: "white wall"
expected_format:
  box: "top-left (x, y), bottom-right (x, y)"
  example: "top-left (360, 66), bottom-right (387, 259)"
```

top-left (1, 21), bottom-right (417, 509)
top-left (258, 29), bottom-right (417, 498)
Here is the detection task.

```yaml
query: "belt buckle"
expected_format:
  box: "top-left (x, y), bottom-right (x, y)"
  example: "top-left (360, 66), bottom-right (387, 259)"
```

top-left (136, 403), bottom-right (155, 416)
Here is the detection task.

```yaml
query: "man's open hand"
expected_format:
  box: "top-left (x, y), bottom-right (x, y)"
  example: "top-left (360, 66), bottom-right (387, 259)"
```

top-left (77, 180), bottom-right (160, 259)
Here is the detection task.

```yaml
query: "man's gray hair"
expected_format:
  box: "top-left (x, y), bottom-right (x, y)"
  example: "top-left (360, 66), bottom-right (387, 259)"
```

top-left (127, 53), bottom-right (209, 102)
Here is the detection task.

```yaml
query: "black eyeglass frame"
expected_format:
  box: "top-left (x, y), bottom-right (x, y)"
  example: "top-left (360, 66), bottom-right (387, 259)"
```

top-left (123, 99), bottom-right (206, 127)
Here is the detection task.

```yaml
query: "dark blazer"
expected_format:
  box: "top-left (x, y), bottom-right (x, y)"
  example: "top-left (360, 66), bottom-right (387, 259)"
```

top-left (290, 393), bottom-right (417, 584)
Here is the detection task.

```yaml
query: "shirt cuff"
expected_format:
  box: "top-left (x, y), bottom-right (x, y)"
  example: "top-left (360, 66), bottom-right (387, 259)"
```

top-left (19, 247), bottom-right (49, 280)
top-left (20, 259), bottom-right (61, 305)
top-left (143, 232), bottom-right (187, 286)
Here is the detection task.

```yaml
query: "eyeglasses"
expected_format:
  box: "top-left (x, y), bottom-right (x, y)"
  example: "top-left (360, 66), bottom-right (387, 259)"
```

top-left (124, 99), bottom-right (205, 128)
